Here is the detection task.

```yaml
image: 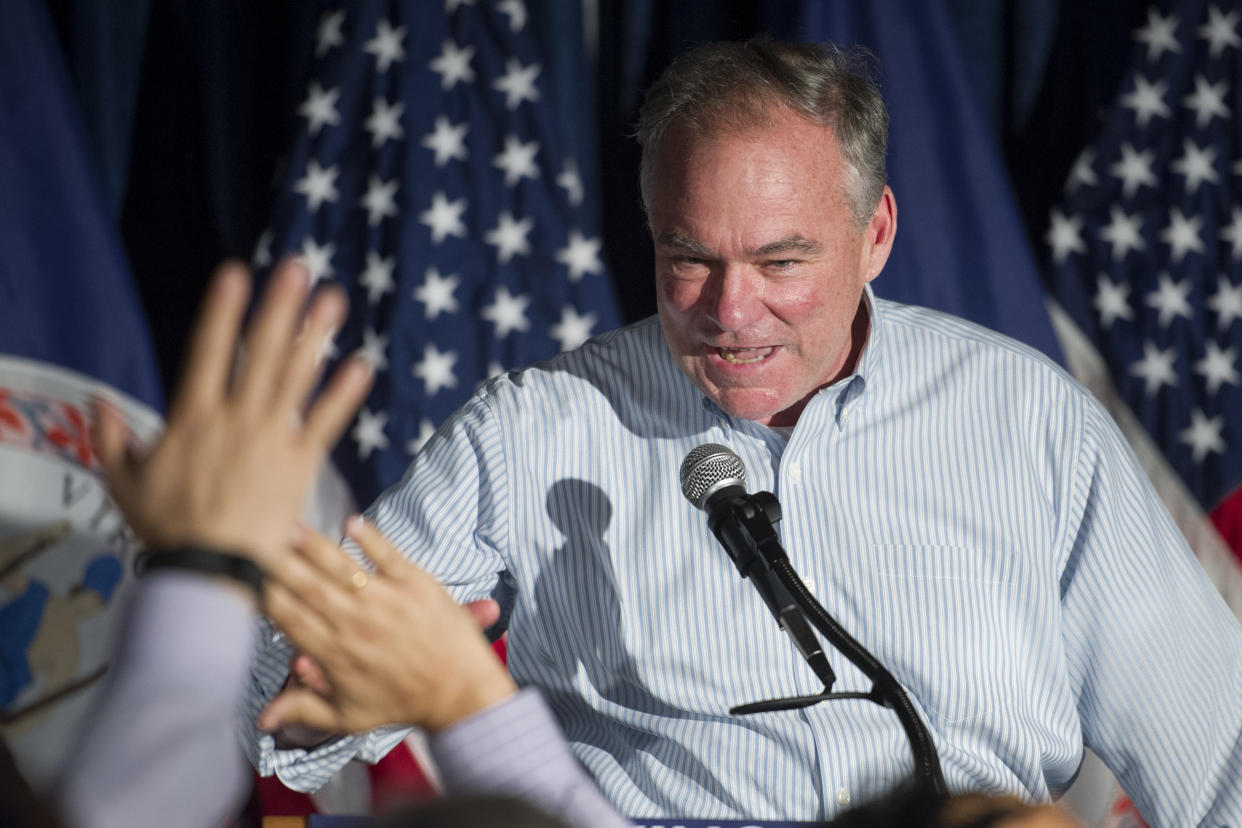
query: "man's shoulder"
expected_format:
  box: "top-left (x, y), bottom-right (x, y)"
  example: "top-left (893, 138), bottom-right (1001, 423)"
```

top-left (876, 297), bottom-right (1072, 382)
top-left (472, 316), bottom-right (673, 409)
top-left (872, 296), bottom-right (1099, 418)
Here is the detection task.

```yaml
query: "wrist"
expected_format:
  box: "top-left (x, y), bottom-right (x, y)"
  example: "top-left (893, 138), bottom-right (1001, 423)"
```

top-left (140, 546), bottom-right (264, 605)
top-left (425, 661), bottom-right (518, 733)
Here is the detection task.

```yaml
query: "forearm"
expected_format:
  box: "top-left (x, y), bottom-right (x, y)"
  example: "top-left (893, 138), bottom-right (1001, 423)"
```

top-left (58, 573), bottom-right (255, 828)
top-left (430, 688), bottom-right (630, 828)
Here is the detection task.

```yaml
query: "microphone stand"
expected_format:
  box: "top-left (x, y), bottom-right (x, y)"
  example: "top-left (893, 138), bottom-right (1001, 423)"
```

top-left (707, 490), bottom-right (948, 799)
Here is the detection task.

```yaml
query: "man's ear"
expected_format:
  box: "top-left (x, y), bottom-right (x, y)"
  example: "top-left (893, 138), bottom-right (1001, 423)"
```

top-left (862, 185), bottom-right (897, 283)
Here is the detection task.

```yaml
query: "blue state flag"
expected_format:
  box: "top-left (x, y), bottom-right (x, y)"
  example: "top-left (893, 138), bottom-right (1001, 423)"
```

top-left (762, 0), bottom-right (1063, 363)
top-left (0, 0), bottom-right (163, 414)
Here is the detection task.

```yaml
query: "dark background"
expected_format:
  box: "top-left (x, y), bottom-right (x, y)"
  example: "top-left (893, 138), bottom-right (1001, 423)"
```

top-left (44, 0), bottom-right (1142, 395)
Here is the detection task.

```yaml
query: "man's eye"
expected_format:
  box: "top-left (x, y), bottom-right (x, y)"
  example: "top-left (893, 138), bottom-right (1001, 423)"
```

top-left (767, 259), bottom-right (797, 269)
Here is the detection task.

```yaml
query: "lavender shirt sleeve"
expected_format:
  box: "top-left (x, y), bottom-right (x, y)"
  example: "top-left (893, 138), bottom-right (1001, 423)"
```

top-left (429, 687), bottom-right (630, 828)
top-left (58, 572), bottom-right (256, 828)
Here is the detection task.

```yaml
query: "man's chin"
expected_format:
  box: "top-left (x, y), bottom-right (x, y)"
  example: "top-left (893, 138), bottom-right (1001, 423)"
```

top-left (706, 390), bottom-right (792, 426)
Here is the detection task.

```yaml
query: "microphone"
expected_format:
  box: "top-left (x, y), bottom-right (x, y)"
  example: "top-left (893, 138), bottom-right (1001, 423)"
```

top-left (680, 444), bottom-right (836, 690)
top-left (680, 444), bottom-right (948, 796)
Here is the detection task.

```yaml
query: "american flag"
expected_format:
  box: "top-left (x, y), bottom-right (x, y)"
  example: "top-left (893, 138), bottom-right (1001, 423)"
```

top-left (254, 1), bottom-right (620, 506)
top-left (1044, 0), bottom-right (1242, 567)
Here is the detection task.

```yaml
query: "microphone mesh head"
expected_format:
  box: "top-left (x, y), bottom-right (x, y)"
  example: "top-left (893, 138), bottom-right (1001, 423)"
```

top-left (680, 443), bottom-right (746, 510)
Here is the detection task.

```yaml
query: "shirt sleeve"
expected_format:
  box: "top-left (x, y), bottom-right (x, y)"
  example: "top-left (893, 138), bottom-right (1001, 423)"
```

top-left (57, 572), bottom-right (257, 828)
top-left (240, 389), bottom-right (513, 791)
top-left (430, 688), bottom-right (630, 828)
top-left (1059, 396), bottom-right (1242, 824)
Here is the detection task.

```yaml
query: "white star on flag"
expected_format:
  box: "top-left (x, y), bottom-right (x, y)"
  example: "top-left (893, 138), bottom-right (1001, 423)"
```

top-left (1183, 74), bottom-right (1230, 128)
top-left (1110, 143), bottom-right (1158, 198)
top-left (557, 160), bottom-right (585, 205)
top-left (1094, 276), bottom-right (1134, 329)
top-left (484, 210), bottom-right (533, 262)
top-left (413, 267), bottom-right (460, 319)
top-left (299, 82), bottom-right (341, 135)
top-left (1220, 208), bottom-right (1242, 258)
top-left (481, 286), bottom-right (531, 338)
top-left (1099, 207), bottom-right (1145, 260)
top-left (252, 229), bottom-right (273, 268)
top-left (352, 407), bottom-right (390, 459)
top-left (360, 251), bottom-right (395, 304)
top-left (365, 98), bottom-right (405, 147)
top-left (1207, 276), bottom-right (1242, 327)
top-left (429, 40), bottom-right (475, 89)
top-left (1198, 5), bottom-right (1241, 58)
top-left (1159, 208), bottom-right (1204, 263)
top-left (556, 231), bottom-right (604, 281)
top-left (294, 159), bottom-right (340, 211)
top-left (1134, 7), bottom-right (1181, 61)
top-left (493, 135), bottom-right (540, 186)
top-left (1171, 139), bottom-right (1219, 192)
top-left (362, 175), bottom-right (399, 226)
top-left (315, 9), bottom-right (346, 57)
top-left (420, 191), bottom-right (468, 243)
top-left (364, 20), bottom-right (406, 72)
top-left (497, 0), bottom-right (528, 32)
top-left (493, 58), bottom-right (540, 110)
top-left (1194, 340), bottom-right (1239, 396)
top-left (1121, 75), bottom-right (1171, 128)
top-left (422, 116), bottom-right (469, 166)
top-left (412, 343), bottom-right (458, 396)
top-left (1145, 273), bottom-right (1194, 328)
top-left (1131, 340), bottom-right (1179, 396)
top-left (1180, 409), bottom-right (1226, 463)
top-left (299, 236), bottom-right (335, 284)
top-left (1045, 208), bottom-right (1086, 263)
top-left (550, 306), bottom-right (597, 351)
top-left (357, 328), bottom-right (389, 372)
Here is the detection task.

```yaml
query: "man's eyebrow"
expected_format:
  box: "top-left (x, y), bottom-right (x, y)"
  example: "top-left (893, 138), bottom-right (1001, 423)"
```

top-left (655, 230), bottom-right (714, 257)
top-left (749, 236), bottom-right (822, 257)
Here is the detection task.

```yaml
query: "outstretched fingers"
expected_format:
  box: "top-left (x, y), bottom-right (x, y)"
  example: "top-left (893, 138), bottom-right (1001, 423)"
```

top-left (234, 259), bottom-right (312, 411)
top-left (277, 284), bottom-right (348, 416)
top-left (303, 355), bottom-right (373, 452)
top-left (341, 516), bottom-right (408, 577)
top-left (170, 262), bottom-right (252, 421)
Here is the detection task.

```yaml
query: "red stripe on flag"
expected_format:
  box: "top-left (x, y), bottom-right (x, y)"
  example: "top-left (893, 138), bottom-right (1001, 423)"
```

top-left (1210, 485), bottom-right (1242, 563)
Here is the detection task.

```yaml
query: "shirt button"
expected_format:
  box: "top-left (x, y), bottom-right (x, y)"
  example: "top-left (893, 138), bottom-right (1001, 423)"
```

top-left (787, 462), bottom-right (802, 482)
top-left (803, 578), bottom-right (816, 595)
top-left (836, 788), bottom-right (851, 807)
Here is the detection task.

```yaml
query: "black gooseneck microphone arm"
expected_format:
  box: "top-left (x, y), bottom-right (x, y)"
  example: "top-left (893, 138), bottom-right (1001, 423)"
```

top-left (683, 445), bottom-right (947, 799)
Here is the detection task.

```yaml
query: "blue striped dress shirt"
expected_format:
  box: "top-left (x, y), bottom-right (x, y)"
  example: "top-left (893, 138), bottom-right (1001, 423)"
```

top-left (244, 286), bottom-right (1242, 824)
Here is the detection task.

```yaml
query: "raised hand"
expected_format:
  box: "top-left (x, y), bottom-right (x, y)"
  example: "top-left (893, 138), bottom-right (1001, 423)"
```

top-left (260, 517), bottom-right (516, 734)
top-left (92, 260), bottom-right (373, 571)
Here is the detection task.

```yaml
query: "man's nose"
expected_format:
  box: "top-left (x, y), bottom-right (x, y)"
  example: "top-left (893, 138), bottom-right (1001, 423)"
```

top-left (705, 264), bottom-right (764, 331)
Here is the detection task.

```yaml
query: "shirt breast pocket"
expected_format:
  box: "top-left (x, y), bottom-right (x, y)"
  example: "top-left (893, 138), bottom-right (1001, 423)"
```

top-left (849, 544), bottom-right (1024, 727)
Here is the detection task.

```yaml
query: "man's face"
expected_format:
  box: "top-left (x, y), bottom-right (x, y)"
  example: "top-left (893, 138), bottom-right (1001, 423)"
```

top-left (650, 110), bottom-right (894, 427)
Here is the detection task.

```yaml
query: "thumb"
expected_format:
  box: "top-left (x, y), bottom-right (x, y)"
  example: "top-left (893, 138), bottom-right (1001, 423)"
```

top-left (259, 687), bottom-right (344, 734)
top-left (465, 598), bottom-right (501, 630)
top-left (291, 653), bottom-right (332, 695)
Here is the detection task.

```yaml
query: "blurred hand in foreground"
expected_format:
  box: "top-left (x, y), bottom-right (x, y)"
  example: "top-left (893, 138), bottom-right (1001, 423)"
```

top-left (260, 516), bottom-right (516, 734)
top-left (92, 260), bottom-right (373, 571)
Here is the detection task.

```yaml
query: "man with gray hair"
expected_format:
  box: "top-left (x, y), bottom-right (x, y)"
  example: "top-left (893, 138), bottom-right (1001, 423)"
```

top-left (247, 38), bottom-right (1242, 823)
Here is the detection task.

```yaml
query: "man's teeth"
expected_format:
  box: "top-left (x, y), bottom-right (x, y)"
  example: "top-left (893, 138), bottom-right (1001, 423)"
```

top-left (718, 347), bottom-right (771, 364)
